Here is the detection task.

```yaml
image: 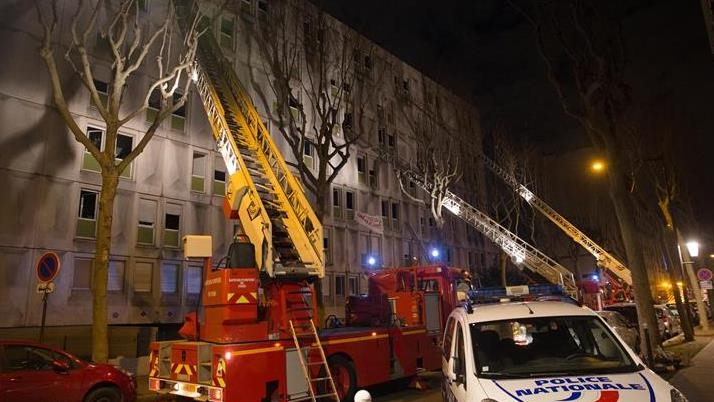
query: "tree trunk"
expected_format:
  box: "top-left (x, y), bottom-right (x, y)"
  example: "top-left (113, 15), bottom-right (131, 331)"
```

top-left (662, 229), bottom-right (695, 341)
top-left (92, 170), bottom-right (119, 363)
top-left (607, 165), bottom-right (662, 353)
top-left (499, 252), bottom-right (508, 287)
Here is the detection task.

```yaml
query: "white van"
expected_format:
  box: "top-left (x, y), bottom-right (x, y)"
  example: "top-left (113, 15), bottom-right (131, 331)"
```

top-left (441, 286), bottom-right (688, 402)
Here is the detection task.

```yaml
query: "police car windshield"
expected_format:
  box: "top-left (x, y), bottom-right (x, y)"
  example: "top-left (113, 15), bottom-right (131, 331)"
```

top-left (469, 316), bottom-right (638, 377)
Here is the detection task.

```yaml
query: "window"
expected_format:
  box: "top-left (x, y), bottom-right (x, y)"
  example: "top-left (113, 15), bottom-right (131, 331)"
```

top-left (322, 273), bottom-right (332, 304)
top-left (302, 140), bottom-right (314, 169)
top-left (257, 0), bottom-right (268, 18)
top-left (219, 16), bottom-right (235, 50)
top-left (391, 202), bottom-right (400, 229)
top-left (73, 258), bottom-right (92, 290)
top-left (161, 263), bottom-right (179, 294)
top-left (146, 88), bottom-right (161, 122)
top-left (92, 79), bottom-right (108, 108)
top-left (324, 228), bottom-right (333, 265)
top-left (289, 94), bottom-right (301, 122)
top-left (345, 191), bottom-right (355, 219)
top-left (369, 168), bottom-right (378, 189)
top-left (349, 276), bottom-right (358, 296)
top-left (335, 274), bottom-right (345, 298)
top-left (164, 206), bottom-right (180, 248)
top-left (213, 157), bottom-right (226, 196)
top-left (330, 79), bottom-right (339, 97)
top-left (134, 261), bottom-right (153, 293)
top-left (454, 324), bottom-right (466, 381)
top-left (241, 0), bottom-right (252, 14)
top-left (82, 126), bottom-right (133, 178)
top-left (343, 112), bottom-right (353, 130)
top-left (76, 189), bottom-right (98, 238)
top-left (357, 155), bottom-right (366, 184)
top-left (82, 127), bottom-right (103, 172)
top-left (171, 91), bottom-right (186, 131)
top-left (381, 200), bottom-right (389, 229)
top-left (138, 0), bottom-right (150, 12)
top-left (378, 127), bottom-right (387, 146)
top-left (186, 265), bottom-right (202, 295)
top-left (332, 188), bottom-right (342, 218)
top-left (192, 152), bottom-right (206, 192)
top-left (108, 260), bottom-right (125, 292)
top-left (5, 345), bottom-right (77, 372)
top-left (137, 198), bottom-right (157, 245)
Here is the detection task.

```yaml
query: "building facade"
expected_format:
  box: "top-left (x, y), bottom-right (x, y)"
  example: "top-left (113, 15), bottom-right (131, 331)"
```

top-left (0, 0), bottom-right (497, 350)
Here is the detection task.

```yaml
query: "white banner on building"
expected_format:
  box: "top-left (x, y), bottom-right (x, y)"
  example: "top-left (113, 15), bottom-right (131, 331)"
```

top-left (354, 211), bottom-right (383, 234)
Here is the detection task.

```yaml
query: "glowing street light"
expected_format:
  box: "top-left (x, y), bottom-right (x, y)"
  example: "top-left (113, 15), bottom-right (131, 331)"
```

top-left (686, 241), bottom-right (699, 258)
top-left (590, 160), bottom-right (606, 173)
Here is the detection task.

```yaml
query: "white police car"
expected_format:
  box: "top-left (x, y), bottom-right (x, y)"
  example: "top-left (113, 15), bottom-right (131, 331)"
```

top-left (441, 285), bottom-right (688, 402)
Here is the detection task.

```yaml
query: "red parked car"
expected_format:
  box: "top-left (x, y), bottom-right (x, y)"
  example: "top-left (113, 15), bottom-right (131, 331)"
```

top-left (0, 339), bottom-right (136, 402)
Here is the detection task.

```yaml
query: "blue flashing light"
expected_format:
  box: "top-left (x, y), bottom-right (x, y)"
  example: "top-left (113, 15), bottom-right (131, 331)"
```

top-left (591, 274), bottom-right (599, 282)
top-left (367, 256), bottom-right (376, 267)
top-left (430, 248), bottom-right (440, 258)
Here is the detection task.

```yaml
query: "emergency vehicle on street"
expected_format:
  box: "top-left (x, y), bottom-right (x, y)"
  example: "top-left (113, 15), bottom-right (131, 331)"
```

top-left (441, 285), bottom-right (689, 402)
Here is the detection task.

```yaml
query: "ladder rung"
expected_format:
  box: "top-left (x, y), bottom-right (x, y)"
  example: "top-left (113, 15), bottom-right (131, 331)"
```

top-left (312, 392), bottom-right (340, 399)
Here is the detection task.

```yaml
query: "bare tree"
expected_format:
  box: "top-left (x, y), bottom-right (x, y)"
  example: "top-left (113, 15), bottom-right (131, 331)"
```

top-left (510, 0), bottom-right (661, 351)
top-left (395, 80), bottom-right (462, 232)
top-left (246, 0), bottom-right (383, 219)
top-left (35, 0), bottom-right (198, 362)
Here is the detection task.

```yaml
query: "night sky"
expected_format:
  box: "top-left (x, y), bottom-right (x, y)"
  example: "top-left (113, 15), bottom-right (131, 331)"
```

top-left (314, 0), bottom-right (714, 248)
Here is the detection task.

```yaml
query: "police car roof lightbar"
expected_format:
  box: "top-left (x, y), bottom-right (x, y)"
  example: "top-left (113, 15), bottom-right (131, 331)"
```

top-left (463, 284), bottom-right (579, 313)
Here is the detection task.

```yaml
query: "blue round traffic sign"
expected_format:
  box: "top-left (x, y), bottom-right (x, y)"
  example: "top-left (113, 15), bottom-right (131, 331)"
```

top-left (36, 252), bottom-right (60, 282)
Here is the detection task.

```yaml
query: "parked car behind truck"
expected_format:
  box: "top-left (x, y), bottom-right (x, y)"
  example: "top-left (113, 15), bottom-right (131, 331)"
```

top-left (0, 339), bottom-right (137, 402)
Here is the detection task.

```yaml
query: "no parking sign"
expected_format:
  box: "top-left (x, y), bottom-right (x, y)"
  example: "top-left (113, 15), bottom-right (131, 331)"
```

top-left (36, 252), bottom-right (60, 283)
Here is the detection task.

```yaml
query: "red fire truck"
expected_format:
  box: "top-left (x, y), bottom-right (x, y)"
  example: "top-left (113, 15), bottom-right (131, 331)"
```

top-left (147, 234), bottom-right (468, 401)
top-left (148, 5), bottom-right (471, 400)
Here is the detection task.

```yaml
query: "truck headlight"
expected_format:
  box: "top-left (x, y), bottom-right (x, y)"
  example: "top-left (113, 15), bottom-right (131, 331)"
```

top-left (671, 388), bottom-right (689, 402)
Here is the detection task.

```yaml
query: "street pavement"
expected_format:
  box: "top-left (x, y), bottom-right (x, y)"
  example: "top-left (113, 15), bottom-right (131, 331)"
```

top-left (670, 327), bottom-right (714, 402)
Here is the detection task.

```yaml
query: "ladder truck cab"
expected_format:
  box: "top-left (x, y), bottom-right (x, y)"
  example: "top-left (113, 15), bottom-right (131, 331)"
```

top-left (148, 234), bottom-right (473, 401)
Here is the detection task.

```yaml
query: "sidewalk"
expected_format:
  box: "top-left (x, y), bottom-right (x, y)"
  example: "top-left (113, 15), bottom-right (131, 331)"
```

top-left (669, 327), bottom-right (714, 402)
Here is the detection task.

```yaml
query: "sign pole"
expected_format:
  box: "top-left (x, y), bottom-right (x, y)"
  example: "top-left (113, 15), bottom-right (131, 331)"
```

top-left (39, 291), bottom-right (48, 343)
top-left (35, 252), bottom-right (60, 343)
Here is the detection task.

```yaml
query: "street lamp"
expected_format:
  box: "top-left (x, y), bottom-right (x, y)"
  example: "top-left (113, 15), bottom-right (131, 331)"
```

top-left (687, 241), bottom-right (700, 258)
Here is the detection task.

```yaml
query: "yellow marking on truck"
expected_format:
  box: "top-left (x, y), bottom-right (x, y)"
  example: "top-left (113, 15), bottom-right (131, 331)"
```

top-left (401, 329), bottom-right (426, 336)
top-left (229, 346), bottom-right (283, 356)
top-left (321, 334), bottom-right (388, 346)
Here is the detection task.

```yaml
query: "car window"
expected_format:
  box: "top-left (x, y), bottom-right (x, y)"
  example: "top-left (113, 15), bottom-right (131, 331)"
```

top-left (4, 345), bottom-right (76, 372)
top-left (443, 316), bottom-right (456, 358)
top-left (468, 316), bottom-right (637, 378)
top-left (454, 323), bottom-right (466, 384)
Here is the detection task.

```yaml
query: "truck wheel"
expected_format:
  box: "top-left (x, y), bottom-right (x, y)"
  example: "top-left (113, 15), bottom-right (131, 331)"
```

top-left (83, 386), bottom-right (120, 402)
top-left (321, 355), bottom-right (357, 401)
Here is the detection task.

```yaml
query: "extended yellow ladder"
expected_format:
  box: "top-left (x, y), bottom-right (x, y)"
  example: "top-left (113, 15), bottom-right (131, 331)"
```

top-left (288, 319), bottom-right (340, 402)
top-left (175, 0), bottom-right (323, 279)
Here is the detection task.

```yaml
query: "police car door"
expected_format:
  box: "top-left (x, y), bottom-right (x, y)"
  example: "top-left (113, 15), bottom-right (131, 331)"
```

top-left (443, 320), bottom-right (468, 402)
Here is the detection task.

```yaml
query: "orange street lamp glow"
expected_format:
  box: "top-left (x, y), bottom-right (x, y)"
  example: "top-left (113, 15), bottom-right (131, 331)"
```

top-left (591, 160), bottom-right (605, 173)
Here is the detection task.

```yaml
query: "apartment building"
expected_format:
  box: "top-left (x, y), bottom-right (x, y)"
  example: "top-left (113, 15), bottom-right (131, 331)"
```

top-left (0, 0), bottom-right (496, 348)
